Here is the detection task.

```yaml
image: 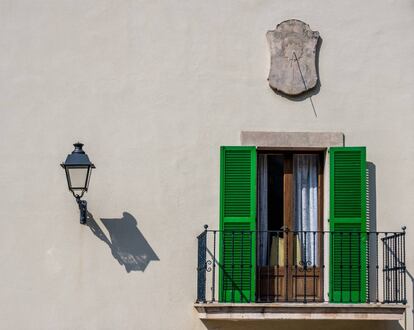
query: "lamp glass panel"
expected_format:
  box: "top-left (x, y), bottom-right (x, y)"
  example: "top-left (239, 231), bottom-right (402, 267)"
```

top-left (67, 167), bottom-right (89, 189)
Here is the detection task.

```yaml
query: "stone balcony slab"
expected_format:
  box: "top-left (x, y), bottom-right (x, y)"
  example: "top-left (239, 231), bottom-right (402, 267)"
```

top-left (194, 303), bottom-right (406, 321)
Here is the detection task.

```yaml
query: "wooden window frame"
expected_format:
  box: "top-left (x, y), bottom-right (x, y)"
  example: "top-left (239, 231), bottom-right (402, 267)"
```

top-left (256, 149), bottom-right (325, 302)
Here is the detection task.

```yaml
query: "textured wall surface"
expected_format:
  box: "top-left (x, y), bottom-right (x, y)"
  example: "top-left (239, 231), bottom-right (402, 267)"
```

top-left (0, 1), bottom-right (413, 329)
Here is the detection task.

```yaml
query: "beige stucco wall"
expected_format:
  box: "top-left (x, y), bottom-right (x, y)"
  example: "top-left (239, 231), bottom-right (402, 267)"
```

top-left (0, 0), bottom-right (413, 329)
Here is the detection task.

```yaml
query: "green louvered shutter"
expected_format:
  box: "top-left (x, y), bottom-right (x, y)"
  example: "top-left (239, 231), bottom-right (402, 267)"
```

top-left (219, 146), bottom-right (256, 303)
top-left (329, 147), bottom-right (367, 303)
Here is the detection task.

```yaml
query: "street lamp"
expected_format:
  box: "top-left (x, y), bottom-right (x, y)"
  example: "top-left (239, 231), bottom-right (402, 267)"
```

top-left (61, 142), bottom-right (95, 224)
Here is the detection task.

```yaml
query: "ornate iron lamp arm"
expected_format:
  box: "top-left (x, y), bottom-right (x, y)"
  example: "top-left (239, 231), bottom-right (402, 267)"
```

top-left (75, 196), bottom-right (87, 224)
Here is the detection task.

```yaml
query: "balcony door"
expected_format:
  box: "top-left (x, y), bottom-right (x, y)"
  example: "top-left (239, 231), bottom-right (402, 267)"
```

top-left (257, 152), bottom-right (324, 302)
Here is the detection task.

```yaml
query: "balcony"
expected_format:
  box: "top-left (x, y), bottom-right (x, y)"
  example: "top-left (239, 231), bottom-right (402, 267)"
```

top-left (194, 227), bottom-right (407, 321)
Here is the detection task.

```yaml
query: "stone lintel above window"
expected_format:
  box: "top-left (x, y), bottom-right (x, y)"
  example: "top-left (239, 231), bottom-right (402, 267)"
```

top-left (240, 131), bottom-right (344, 149)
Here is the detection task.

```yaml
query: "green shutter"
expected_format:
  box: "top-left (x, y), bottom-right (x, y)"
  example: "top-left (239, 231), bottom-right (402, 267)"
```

top-left (219, 146), bottom-right (256, 303)
top-left (329, 147), bottom-right (367, 303)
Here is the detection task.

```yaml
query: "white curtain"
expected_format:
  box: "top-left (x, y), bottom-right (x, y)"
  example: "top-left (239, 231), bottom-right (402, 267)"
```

top-left (258, 154), bottom-right (268, 266)
top-left (294, 154), bottom-right (318, 266)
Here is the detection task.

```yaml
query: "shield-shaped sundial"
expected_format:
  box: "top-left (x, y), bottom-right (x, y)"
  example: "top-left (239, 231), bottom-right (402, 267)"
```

top-left (267, 20), bottom-right (320, 95)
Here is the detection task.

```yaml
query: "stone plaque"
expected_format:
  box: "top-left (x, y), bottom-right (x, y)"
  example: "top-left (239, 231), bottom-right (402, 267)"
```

top-left (267, 20), bottom-right (320, 95)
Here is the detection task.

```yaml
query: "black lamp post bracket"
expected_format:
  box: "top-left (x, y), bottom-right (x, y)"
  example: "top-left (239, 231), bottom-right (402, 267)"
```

top-left (76, 196), bottom-right (88, 224)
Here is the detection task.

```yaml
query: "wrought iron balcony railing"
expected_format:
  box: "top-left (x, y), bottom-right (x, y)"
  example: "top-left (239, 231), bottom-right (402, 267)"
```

top-left (196, 227), bottom-right (406, 304)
